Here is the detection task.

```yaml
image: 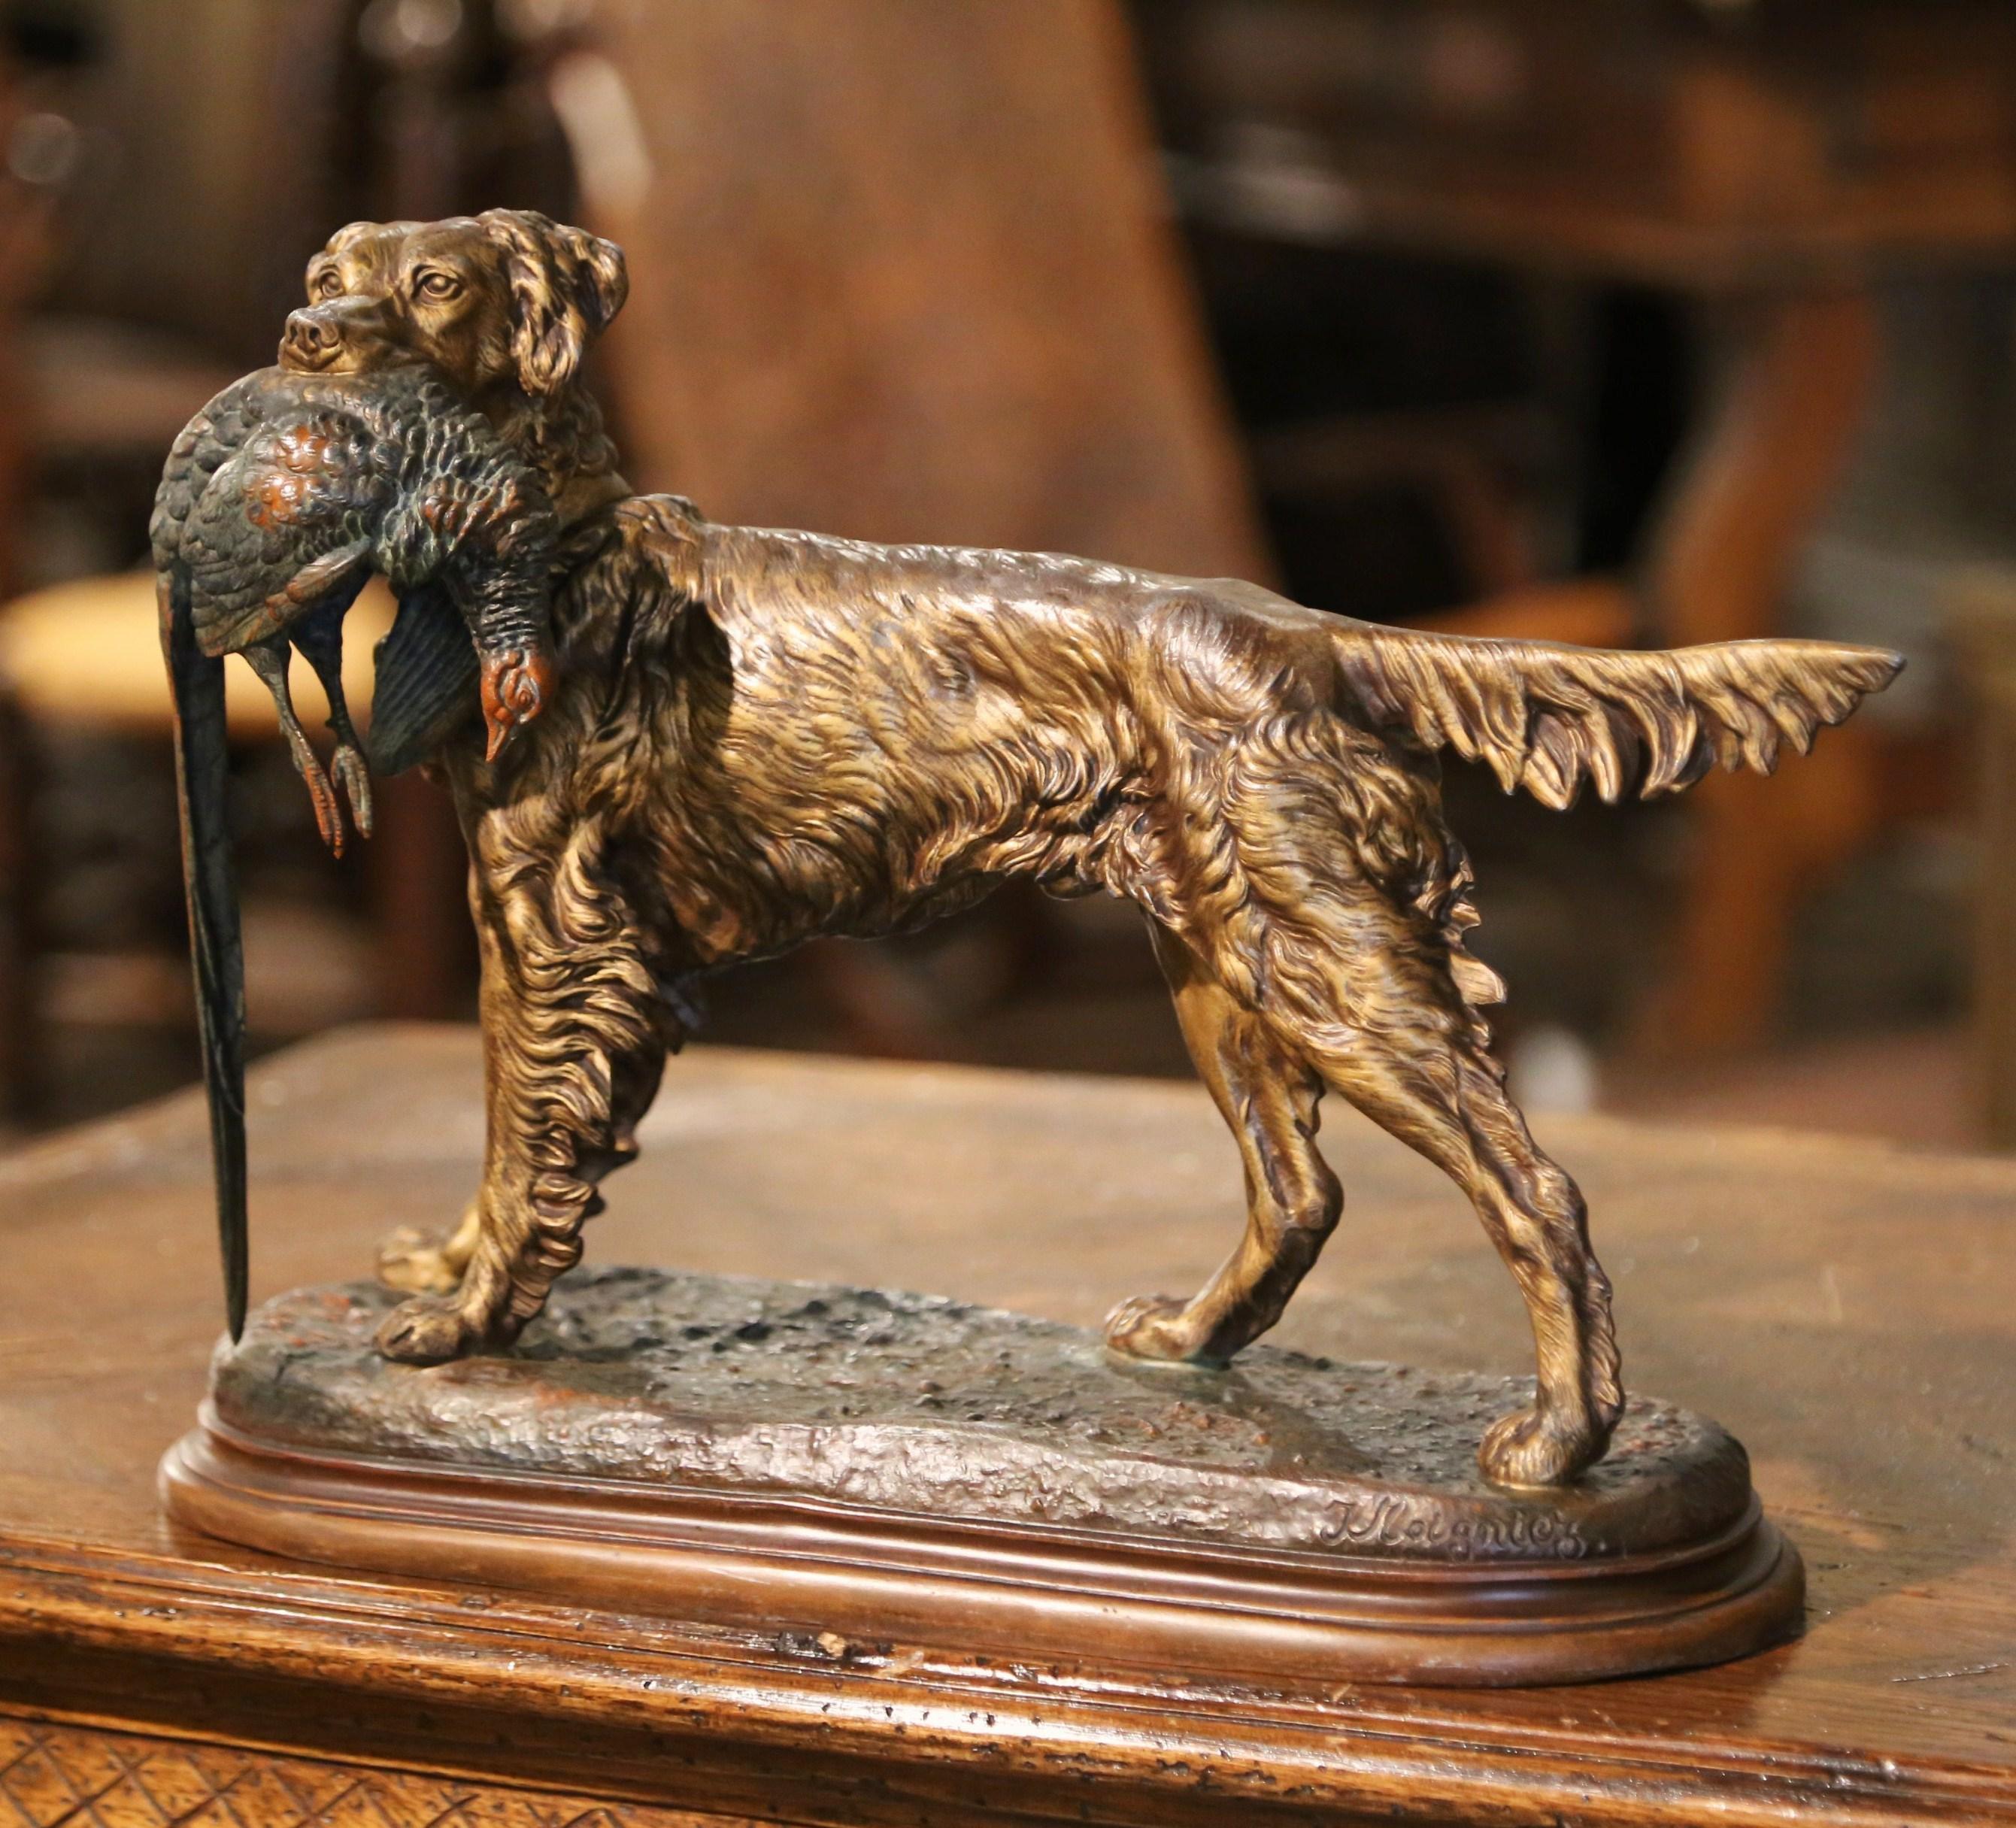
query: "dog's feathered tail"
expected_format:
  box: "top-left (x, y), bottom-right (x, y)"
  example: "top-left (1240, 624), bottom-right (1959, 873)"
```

top-left (1332, 626), bottom-right (1903, 810)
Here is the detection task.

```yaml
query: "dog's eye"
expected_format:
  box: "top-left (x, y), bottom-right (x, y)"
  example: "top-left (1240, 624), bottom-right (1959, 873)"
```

top-left (312, 270), bottom-right (341, 299)
top-left (414, 270), bottom-right (463, 302)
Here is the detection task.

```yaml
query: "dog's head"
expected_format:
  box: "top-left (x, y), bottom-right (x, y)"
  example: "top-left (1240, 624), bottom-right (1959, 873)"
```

top-left (280, 208), bottom-right (628, 405)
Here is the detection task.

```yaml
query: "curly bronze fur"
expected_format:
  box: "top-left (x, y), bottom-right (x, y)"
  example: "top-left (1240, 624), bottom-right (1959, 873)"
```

top-left (285, 215), bottom-right (1898, 1487)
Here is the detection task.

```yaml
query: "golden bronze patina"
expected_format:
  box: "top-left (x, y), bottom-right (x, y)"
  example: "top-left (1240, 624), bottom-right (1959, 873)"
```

top-left (159, 212), bottom-right (1899, 1487)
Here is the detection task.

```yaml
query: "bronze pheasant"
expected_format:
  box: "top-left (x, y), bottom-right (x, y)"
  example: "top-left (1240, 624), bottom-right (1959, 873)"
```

top-left (153, 362), bottom-right (560, 1338)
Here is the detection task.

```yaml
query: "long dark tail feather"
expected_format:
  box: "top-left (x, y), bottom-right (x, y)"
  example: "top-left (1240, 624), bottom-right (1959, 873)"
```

top-left (160, 566), bottom-right (247, 1341)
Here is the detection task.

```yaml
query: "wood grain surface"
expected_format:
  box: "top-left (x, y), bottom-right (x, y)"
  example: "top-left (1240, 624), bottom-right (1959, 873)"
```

top-left (2, 1025), bottom-right (2013, 1824)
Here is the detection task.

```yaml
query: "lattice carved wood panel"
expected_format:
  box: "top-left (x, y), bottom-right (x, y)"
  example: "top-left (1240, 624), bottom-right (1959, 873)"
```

top-left (0, 1719), bottom-right (756, 1828)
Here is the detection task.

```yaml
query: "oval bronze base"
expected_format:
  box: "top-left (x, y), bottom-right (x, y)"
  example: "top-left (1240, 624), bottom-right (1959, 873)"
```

top-left (159, 1269), bottom-right (1804, 1689)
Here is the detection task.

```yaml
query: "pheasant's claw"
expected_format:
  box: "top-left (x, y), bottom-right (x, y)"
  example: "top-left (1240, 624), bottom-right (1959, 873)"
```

top-left (241, 638), bottom-right (350, 856)
top-left (292, 741), bottom-right (347, 856)
top-left (332, 742), bottom-right (374, 842)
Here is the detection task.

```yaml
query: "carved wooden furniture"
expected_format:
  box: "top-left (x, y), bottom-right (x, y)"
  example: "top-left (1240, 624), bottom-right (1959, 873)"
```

top-left (4, 1026), bottom-right (2012, 1823)
top-left (1152, 0), bottom-right (2016, 1051)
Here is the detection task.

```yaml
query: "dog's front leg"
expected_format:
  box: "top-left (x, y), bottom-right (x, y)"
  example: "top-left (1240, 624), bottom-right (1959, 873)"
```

top-left (377, 810), bottom-right (671, 1363)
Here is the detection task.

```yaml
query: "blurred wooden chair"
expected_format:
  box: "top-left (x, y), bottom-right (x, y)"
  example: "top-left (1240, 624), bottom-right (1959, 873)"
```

top-left (1154, 0), bottom-right (2016, 1052)
top-left (1950, 573), bottom-right (2016, 1149)
top-left (526, 0), bottom-right (1269, 1053)
top-left (559, 0), bottom-right (1265, 577)
top-left (0, 44), bottom-right (52, 1120)
top-left (0, 0), bottom-right (526, 1117)
top-left (0, 574), bottom-right (479, 1114)
top-left (0, 575), bottom-right (391, 738)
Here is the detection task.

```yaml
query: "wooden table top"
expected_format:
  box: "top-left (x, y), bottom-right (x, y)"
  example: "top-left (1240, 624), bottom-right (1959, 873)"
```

top-left (3, 1025), bottom-right (2013, 1826)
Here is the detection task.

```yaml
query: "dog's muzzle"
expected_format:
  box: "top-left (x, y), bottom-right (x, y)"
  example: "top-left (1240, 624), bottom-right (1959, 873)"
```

top-left (280, 308), bottom-right (345, 371)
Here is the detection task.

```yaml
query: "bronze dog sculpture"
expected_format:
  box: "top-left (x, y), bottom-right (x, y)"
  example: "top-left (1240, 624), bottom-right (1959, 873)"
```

top-left (161, 211), bottom-right (1901, 1487)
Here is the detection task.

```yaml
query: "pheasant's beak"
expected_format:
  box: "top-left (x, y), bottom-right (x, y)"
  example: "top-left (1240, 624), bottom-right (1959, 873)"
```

top-left (479, 646), bottom-right (558, 762)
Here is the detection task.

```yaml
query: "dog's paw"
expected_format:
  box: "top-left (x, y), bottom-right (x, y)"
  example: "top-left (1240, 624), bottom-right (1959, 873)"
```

top-left (1477, 1405), bottom-right (1600, 1488)
top-left (376, 1294), bottom-right (477, 1365)
top-left (1103, 1293), bottom-right (1219, 1365)
top-left (376, 1225), bottom-right (465, 1296)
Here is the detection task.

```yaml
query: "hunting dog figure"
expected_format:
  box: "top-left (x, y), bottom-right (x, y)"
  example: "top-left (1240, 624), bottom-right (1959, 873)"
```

top-left (162, 211), bottom-right (1900, 1487)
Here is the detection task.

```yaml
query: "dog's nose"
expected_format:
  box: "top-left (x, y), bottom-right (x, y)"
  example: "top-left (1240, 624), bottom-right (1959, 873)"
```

top-left (280, 308), bottom-right (341, 368)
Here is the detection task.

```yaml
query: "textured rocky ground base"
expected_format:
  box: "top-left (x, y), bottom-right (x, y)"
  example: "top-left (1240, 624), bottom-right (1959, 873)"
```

top-left (214, 1265), bottom-right (1754, 1565)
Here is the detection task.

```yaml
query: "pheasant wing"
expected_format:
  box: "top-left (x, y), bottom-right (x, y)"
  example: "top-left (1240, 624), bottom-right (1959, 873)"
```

top-left (366, 581), bottom-right (481, 776)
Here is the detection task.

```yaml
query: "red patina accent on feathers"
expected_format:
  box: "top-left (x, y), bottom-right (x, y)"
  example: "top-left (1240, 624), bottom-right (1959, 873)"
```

top-left (245, 426), bottom-right (335, 528)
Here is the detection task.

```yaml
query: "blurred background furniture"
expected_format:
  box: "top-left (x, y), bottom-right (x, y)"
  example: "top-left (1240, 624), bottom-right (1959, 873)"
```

top-left (1143, 0), bottom-right (2016, 1054)
top-left (540, 0), bottom-right (1272, 1055)
top-left (571, 0), bottom-right (1265, 575)
top-left (0, 0), bottom-right (2010, 1145)
top-left (0, 37), bottom-right (52, 1126)
top-left (0, 0), bottom-right (511, 1120)
top-left (1951, 571), bottom-right (2016, 1149)
top-left (0, 573), bottom-right (479, 1111)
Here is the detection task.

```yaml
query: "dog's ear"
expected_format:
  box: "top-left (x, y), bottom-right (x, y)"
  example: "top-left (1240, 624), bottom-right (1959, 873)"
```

top-left (477, 208), bottom-right (629, 398)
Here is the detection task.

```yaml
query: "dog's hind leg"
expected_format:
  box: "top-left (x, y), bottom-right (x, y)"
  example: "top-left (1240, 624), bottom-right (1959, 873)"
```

top-left (1105, 923), bottom-right (1342, 1366)
top-left (1309, 962), bottom-right (1622, 1487)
